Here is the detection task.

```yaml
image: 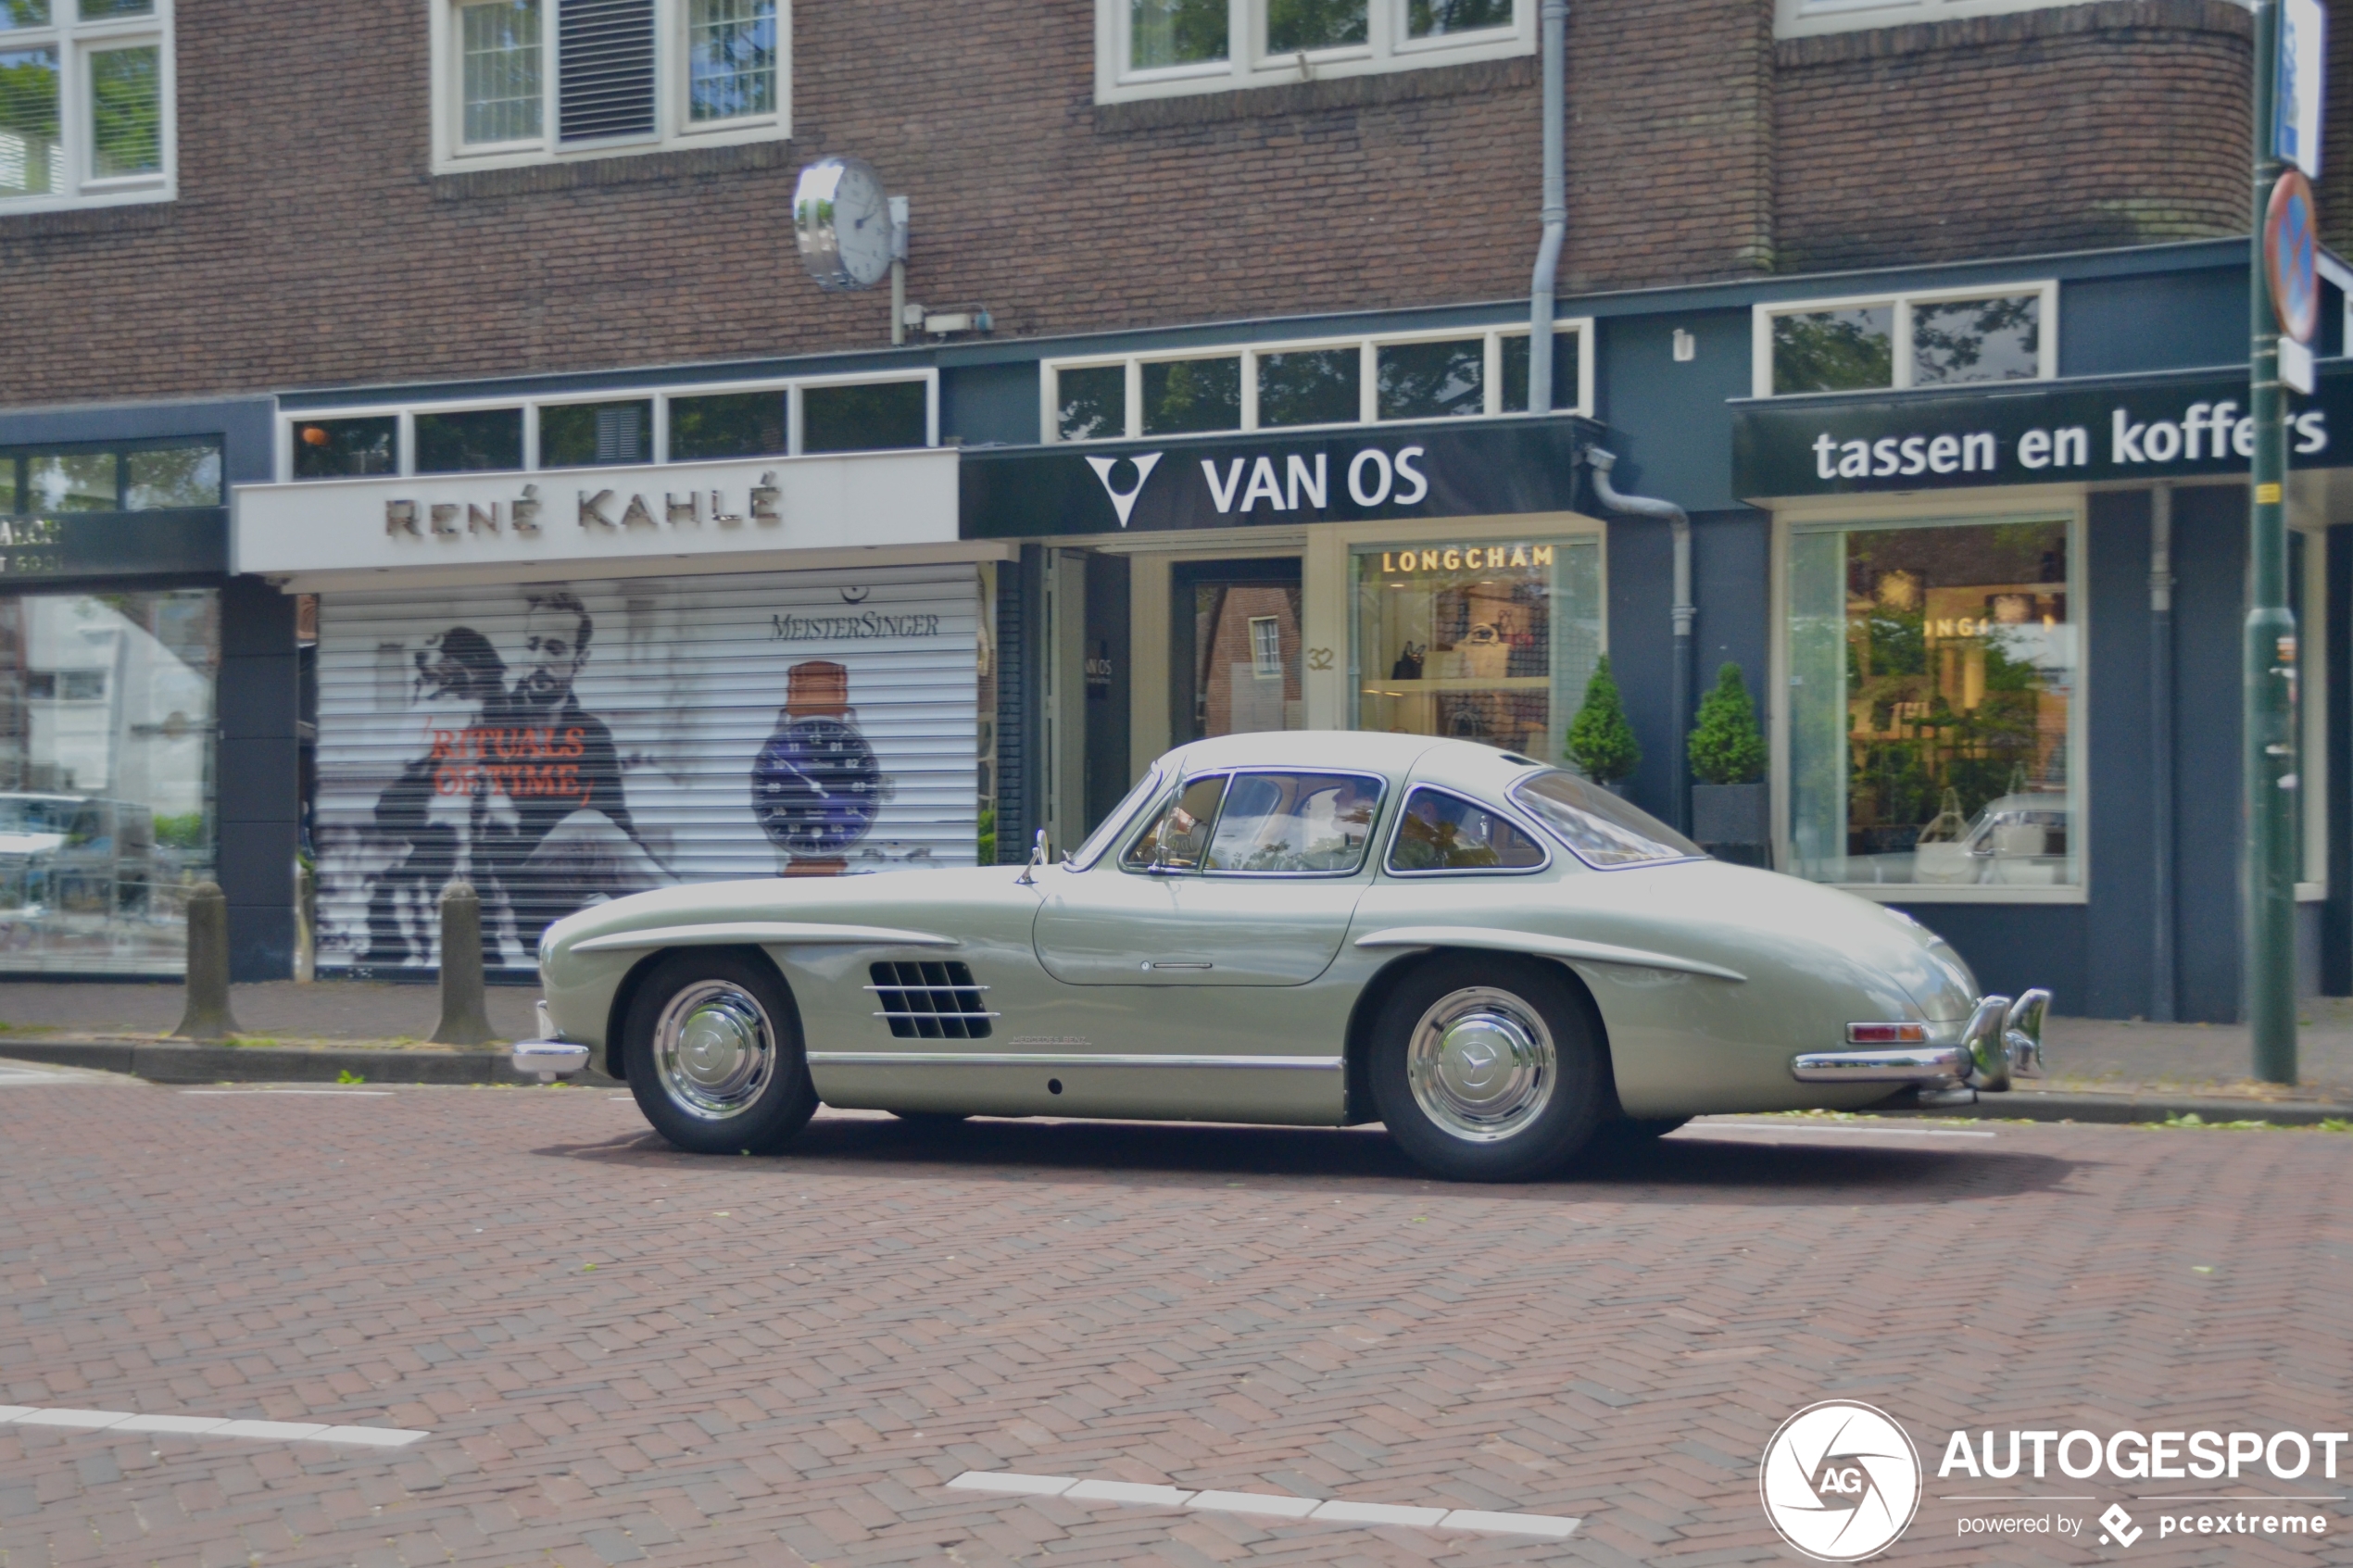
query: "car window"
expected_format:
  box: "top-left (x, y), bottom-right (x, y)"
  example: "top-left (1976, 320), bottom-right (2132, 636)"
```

top-left (1067, 765), bottom-right (1165, 871)
top-left (1387, 786), bottom-right (1546, 873)
top-left (1509, 770), bottom-right (1702, 868)
top-left (1202, 771), bottom-right (1384, 874)
top-left (1122, 774), bottom-right (1229, 872)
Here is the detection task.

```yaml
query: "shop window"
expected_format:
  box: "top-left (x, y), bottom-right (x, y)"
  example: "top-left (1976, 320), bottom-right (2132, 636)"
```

top-left (1757, 285), bottom-right (2055, 397)
top-left (1350, 534), bottom-right (1603, 759)
top-left (670, 389), bottom-right (786, 460)
top-left (293, 418), bottom-right (398, 481)
top-left (1777, 0), bottom-right (2115, 40)
top-left (1103, 0), bottom-right (1529, 106)
top-left (1050, 324), bottom-right (1591, 443)
top-left (0, 0), bottom-right (173, 214)
top-left (0, 588), bottom-right (217, 975)
top-left (1143, 357), bottom-right (1243, 436)
top-left (414, 408), bottom-right (524, 473)
top-left (435, 0), bottom-right (786, 174)
top-left (3, 441), bottom-right (220, 510)
top-left (539, 399), bottom-right (650, 467)
top-left (1785, 515), bottom-right (2080, 892)
top-left (800, 380), bottom-right (926, 454)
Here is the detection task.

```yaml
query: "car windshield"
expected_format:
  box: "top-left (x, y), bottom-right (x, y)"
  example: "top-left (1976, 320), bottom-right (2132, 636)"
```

top-left (1507, 771), bottom-right (1703, 869)
top-left (1066, 766), bottom-right (1165, 870)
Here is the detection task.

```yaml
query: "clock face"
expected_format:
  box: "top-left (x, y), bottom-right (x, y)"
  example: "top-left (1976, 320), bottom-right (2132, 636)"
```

top-left (752, 715), bottom-right (885, 856)
top-left (793, 157), bottom-right (894, 292)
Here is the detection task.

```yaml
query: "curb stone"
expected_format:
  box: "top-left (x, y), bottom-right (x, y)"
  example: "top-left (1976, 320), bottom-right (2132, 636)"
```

top-left (0, 1040), bottom-right (616, 1087)
top-left (1869, 1088), bottom-right (2353, 1127)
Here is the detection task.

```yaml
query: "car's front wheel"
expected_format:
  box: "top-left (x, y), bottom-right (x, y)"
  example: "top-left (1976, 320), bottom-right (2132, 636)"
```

top-left (1370, 955), bottom-right (1605, 1182)
top-left (623, 951), bottom-right (816, 1155)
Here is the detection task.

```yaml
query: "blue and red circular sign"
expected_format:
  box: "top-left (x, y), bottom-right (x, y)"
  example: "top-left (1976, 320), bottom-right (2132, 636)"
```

top-left (2266, 169), bottom-right (2321, 345)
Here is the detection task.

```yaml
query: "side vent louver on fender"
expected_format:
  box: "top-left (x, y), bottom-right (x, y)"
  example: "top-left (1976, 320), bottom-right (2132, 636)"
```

top-left (559, 0), bottom-right (656, 143)
top-left (868, 961), bottom-right (997, 1040)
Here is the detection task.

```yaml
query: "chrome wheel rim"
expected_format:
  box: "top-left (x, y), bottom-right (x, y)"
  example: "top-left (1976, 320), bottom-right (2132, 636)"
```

top-left (1406, 986), bottom-right (1555, 1143)
top-left (653, 981), bottom-right (775, 1122)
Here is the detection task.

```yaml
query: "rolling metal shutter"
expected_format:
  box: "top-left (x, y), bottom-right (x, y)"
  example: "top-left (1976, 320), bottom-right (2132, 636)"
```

top-left (311, 565), bottom-right (979, 979)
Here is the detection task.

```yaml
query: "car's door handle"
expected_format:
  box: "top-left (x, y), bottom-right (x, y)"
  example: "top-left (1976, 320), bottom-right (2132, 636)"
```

top-left (1141, 960), bottom-right (1214, 971)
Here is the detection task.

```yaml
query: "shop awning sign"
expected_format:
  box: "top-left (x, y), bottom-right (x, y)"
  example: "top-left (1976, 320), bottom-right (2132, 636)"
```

top-left (958, 418), bottom-right (1599, 539)
top-left (1731, 363), bottom-right (2353, 499)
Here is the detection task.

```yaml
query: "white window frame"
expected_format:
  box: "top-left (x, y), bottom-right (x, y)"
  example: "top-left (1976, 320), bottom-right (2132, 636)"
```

top-left (430, 0), bottom-right (791, 176)
top-left (1775, 0), bottom-right (2182, 39)
top-left (276, 370), bottom-right (937, 482)
top-left (1042, 321), bottom-right (1594, 444)
top-left (0, 0), bottom-right (175, 215)
top-left (1096, 0), bottom-right (1532, 105)
top-left (1753, 282), bottom-right (2059, 400)
top-left (1768, 491), bottom-right (2090, 904)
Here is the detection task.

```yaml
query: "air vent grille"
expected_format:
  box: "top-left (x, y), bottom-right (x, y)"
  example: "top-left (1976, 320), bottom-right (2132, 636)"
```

top-left (559, 0), bottom-right (656, 143)
top-left (868, 961), bottom-right (996, 1040)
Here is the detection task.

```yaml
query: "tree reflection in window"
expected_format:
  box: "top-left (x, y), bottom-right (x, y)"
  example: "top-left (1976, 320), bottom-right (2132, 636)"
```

top-left (1267, 0), bottom-right (1366, 52)
top-left (1771, 307), bottom-right (1893, 395)
top-left (1911, 295), bottom-right (2039, 386)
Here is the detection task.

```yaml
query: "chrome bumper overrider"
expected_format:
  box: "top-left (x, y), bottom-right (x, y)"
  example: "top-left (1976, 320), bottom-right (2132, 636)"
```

top-left (1791, 988), bottom-right (2049, 1102)
top-left (512, 1001), bottom-right (589, 1082)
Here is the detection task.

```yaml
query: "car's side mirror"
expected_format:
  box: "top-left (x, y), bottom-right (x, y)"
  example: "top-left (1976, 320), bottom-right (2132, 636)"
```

top-left (1014, 827), bottom-right (1050, 885)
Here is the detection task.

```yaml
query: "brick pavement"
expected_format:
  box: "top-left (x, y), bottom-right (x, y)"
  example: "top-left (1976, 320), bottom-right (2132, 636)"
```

top-left (0, 1083), bottom-right (2348, 1566)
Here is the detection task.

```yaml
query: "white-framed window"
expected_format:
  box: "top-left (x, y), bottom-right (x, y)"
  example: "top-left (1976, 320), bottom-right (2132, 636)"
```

top-left (1774, 502), bottom-right (2086, 903)
top-left (1098, 0), bottom-right (1533, 105)
top-left (430, 0), bottom-right (789, 175)
top-left (0, 0), bottom-right (173, 214)
top-left (1775, 0), bottom-right (2150, 38)
top-left (1754, 282), bottom-right (2057, 399)
top-left (1043, 322), bottom-right (1593, 444)
top-left (277, 370), bottom-right (935, 481)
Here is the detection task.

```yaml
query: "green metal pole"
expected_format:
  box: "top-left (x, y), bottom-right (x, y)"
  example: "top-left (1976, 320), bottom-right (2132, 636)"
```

top-left (2247, 0), bottom-right (2300, 1084)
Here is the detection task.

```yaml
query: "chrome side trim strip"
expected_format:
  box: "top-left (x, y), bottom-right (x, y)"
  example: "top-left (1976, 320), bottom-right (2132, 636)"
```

top-left (1789, 1046), bottom-right (1970, 1083)
top-left (573, 922), bottom-right (958, 955)
top-left (808, 1052), bottom-right (1344, 1072)
top-left (1353, 926), bottom-right (1746, 984)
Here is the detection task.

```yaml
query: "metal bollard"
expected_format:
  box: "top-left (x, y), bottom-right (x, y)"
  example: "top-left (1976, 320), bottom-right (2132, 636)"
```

top-left (431, 881), bottom-right (497, 1047)
top-left (173, 882), bottom-right (241, 1041)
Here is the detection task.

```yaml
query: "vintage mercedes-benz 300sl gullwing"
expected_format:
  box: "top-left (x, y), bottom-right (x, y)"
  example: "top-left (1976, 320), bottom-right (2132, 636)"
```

top-left (512, 733), bottom-right (2047, 1182)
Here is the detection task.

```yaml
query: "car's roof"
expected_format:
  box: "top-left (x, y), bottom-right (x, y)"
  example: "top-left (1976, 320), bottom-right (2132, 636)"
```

top-left (1162, 731), bottom-right (1551, 787)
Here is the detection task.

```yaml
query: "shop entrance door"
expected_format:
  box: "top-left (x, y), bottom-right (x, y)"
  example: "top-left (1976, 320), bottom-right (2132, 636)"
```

top-left (1170, 558), bottom-right (1305, 745)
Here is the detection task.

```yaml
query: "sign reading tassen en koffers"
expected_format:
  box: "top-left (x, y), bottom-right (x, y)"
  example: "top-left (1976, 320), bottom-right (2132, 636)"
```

top-left (958, 418), bottom-right (1600, 539)
top-left (1732, 365), bottom-right (2353, 499)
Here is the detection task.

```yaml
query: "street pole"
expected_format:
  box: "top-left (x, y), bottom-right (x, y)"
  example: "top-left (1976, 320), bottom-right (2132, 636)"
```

top-left (2247, 0), bottom-right (2300, 1084)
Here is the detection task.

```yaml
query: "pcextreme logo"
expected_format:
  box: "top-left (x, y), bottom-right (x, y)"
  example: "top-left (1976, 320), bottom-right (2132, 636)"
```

top-left (1759, 1401), bottom-right (1923, 1562)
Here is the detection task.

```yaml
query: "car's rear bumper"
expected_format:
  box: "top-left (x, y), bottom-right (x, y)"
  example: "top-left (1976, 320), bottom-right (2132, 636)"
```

top-left (1789, 988), bottom-right (2049, 1098)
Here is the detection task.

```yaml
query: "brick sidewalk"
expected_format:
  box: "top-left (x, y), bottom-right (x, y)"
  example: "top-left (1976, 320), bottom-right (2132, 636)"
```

top-left (1, 1083), bottom-right (2347, 1565)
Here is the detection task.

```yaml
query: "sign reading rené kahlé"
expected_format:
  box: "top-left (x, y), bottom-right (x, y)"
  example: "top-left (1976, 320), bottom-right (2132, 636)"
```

top-left (233, 450), bottom-right (961, 576)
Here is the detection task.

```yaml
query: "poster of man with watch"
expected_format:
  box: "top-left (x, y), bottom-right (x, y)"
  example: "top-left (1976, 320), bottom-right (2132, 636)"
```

top-left (311, 569), bottom-right (978, 979)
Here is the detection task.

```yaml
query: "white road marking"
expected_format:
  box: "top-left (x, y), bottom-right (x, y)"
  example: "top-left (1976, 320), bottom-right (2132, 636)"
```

top-left (179, 1089), bottom-right (396, 1098)
top-left (946, 1473), bottom-right (1579, 1538)
top-left (1690, 1122), bottom-right (1996, 1139)
top-left (0, 1064), bottom-right (122, 1087)
top-left (0, 1406), bottom-right (424, 1447)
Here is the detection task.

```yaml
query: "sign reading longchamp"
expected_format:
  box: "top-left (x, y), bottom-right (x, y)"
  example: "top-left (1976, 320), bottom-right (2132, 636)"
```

top-left (1732, 365), bottom-right (2352, 498)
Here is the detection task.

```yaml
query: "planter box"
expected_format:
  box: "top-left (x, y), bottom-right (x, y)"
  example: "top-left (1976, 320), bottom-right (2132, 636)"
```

top-left (1691, 782), bottom-right (1769, 851)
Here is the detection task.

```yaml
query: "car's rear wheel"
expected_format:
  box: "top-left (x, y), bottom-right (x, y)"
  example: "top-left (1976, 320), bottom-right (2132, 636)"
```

top-left (1370, 955), bottom-right (1605, 1182)
top-left (623, 951), bottom-right (815, 1155)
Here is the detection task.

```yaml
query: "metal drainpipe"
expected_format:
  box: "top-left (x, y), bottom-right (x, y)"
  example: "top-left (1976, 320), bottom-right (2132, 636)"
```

top-left (1588, 449), bottom-right (1692, 832)
top-left (2151, 485), bottom-right (2178, 1021)
top-left (1527, 0), bottom-right (1567, 412)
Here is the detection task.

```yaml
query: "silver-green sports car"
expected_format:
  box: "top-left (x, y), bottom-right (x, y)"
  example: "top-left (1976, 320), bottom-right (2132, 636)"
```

top-left (513, 733), bottom-right (2047, 1181)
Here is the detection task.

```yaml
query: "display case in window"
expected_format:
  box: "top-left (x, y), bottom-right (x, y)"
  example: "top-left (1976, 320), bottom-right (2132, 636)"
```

top-left (1350, 535), bottom-right (1602, 760)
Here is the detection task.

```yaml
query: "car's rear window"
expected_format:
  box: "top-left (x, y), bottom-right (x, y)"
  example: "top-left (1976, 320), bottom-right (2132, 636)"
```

top-left (1508, 771), bottom-right (1703, 869)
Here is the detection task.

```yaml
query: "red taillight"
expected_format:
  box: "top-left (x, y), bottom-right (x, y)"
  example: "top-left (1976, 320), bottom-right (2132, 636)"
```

top-left (1847, 1022), bottom-right (1928, 1045)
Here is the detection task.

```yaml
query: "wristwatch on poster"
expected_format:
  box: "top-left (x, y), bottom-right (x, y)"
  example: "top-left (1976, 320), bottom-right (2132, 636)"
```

top-left (751, 659), bottom-right (887, 876)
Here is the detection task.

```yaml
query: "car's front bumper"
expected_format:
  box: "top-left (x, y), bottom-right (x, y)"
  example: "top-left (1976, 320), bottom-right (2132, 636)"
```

top-left (511, 1000), bottom-right (592, 1082)
top-left (1790, 988), bottom-right (2049, 1102)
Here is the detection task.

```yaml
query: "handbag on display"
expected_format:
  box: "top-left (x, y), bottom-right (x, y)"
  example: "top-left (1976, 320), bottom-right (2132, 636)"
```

top-left (1390, 643), bottom-right (1426, 680)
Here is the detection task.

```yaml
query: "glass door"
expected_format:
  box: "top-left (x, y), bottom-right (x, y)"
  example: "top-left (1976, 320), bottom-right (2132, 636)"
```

top-left (1170, 558), bottom-right (1304, 744)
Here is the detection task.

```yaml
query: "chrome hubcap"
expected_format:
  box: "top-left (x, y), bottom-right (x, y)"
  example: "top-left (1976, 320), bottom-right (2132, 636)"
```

top-left (1407, 986), bottom-right (1555, 1143)
top-left (653, 981), bottom-right (774, 1121)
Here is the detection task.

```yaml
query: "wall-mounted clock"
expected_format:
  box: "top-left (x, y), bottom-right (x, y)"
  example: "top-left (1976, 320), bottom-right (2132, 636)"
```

top-left (793, 157), bottom-right (895, 293)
